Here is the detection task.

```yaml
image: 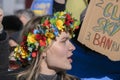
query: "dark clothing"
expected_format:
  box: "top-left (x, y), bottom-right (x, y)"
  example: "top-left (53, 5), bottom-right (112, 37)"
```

top-left (0, 71), bottom-right (17, 80)
top-left (0, 30), bottom-right (10, 71)
top-left (53, 0), bottom-right (66, 13)
top-left (38, 73), bottom-right (79, 80)
top-left (9, 31), bottom-right (21, 44)
top-left (0, 68), bottom-right (25, 80)
top-left (0, 30), bottom-right (21, 80)
top-left (38, 74), bottom-right (57, 80)
top-left (16, 73), bottom-right (80, 80)
top-left (0, 30), bottom-right (7, 41)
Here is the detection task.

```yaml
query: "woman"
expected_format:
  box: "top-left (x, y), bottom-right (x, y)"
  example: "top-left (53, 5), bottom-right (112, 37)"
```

top-left (14, 11), bottom-right (80, 80)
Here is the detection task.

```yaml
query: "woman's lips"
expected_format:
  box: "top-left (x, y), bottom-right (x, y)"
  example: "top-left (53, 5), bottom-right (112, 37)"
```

top-left (68, 57), bottom-right (72, 63)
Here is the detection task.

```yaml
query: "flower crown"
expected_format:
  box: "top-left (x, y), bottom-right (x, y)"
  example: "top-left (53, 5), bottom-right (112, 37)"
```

top-left (14, 11), bottom-right (80, 65)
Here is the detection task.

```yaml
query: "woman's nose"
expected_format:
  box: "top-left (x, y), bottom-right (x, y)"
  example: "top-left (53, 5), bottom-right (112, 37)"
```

top-left (68, 40), bottom-right (75, 51)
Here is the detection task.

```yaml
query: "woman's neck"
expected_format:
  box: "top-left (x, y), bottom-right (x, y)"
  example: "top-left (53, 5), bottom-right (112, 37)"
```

top-left (40, 60), bottom-right (56, 75)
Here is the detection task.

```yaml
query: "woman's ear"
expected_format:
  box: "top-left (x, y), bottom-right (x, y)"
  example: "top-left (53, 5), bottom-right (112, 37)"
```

top-left (41, 51), bottom-right (47, 59)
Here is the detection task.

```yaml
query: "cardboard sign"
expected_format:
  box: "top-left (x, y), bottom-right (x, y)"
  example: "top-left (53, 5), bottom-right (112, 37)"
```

top-left (78, 0), bottom-right (120, 61)
top-left (31, 0), bottom-right (53, 16)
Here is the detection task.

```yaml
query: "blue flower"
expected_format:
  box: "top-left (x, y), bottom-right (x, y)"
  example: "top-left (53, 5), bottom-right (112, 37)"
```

top-left (52, 25), bottom-right (59, 36)
top-left (33, 29), bottom-right (39, 34)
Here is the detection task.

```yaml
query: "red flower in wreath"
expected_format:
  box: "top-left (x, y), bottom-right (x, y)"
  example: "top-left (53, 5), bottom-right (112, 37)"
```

top-left (43, 20), bottom-right (50, 28)
top-left (35, 34), bottom-right (42, 40)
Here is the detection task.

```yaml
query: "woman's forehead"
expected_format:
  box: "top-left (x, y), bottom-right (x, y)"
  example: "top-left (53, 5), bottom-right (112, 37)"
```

top-left (56, 32), bottom-right (70, 39)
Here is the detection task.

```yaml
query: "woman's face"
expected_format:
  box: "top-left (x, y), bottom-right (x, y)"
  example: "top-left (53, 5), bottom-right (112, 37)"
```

top-left (46, 32), bottom-right (75, 71)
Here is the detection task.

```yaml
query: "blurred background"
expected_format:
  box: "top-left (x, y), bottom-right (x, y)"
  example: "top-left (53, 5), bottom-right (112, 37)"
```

top-left (0, 0), bottom-right (33, 15)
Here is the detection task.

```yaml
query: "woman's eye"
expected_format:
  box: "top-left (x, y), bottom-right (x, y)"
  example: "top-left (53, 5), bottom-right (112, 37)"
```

top-left (61, 37), bottom-right (69, 44)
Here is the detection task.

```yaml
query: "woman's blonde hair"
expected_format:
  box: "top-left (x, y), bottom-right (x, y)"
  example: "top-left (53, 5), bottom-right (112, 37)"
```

top-left (17, 16), bottom-right (45, 80)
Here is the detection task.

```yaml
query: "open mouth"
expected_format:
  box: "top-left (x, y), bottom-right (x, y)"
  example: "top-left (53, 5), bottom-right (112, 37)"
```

top-left (68, 57), bottom-right (72, 63)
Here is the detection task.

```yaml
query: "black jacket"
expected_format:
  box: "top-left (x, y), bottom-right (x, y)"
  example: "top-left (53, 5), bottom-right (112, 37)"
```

top-left (0, 71), bottom-right (16, 80)
top-left (0, 31), bottom-right (10, 71)
top-left (0, 68), bottom-right (25, 80)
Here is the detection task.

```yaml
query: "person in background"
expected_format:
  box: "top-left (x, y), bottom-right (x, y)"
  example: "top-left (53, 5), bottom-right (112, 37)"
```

top-left (0, 8), bottom-right (10, 72)
top-left (2, 15), bottom-right (23, 71)
top-left (53, 0), bottom-right (66, 12)
top-left (0, 23), bottom-right (10, 72)
top-left (2, 15), bottom-right (23, 44)
top-left (14, 9), bottom-right (35, 26)
top-left (0, 23), bottom-right (17, 80)
top-left (66, 0), bottom-right (88, 20)
top-left (2, 15), bottom-right (23, 49)
top-left (14, 11), bottom-right (80, 80)
top-left (0, 10), bottom-right (19, 79)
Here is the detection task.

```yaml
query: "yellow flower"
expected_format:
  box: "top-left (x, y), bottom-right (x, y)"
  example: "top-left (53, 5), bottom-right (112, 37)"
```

top-left (47, 38), bottom-right (52, 44)
top-left (56, 19), bottom-right (64, 31)
top-left (14, 47), bottom-right (19, 52)
top-left (60, 12), bottom-right (64, 16)
top-left (14, 53), bottom-right (20, 58)
top-left (45, 32), bottom-right (54, 38)
top-left (21, 54), bottom-right (27, 59)
top-left (21, 48), bottom-right (28, 59)
top-left (27, 33), bottom-right (37, 43)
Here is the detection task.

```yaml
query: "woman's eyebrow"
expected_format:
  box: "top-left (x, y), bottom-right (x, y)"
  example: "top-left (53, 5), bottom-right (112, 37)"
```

top-left (61, 37), bottom-right (69, 40)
